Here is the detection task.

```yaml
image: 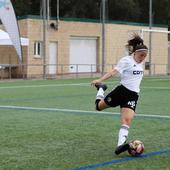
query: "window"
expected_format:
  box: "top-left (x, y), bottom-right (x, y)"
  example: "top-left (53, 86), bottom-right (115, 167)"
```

top-left (34, 41), bottom-right (43, 57)
top-left (145, 62), bottom-right (150, 70)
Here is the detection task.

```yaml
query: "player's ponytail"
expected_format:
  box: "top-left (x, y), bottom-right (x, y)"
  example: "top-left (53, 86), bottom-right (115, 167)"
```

top-left (126, 33), bottom-right (148, 54)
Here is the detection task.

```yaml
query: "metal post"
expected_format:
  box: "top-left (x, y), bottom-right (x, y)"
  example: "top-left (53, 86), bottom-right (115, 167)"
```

top-left (101, 0), bottom-right (106, 75)
top-left (56, 0), bottom-right (59, 29)
top-left (43, 0), bottom-right (47, 79)
top-left (57, 0), bottom-right (59, 21)
top-left (168, 16), bottom-right (170, 75)
top-left (168, 42), bottom-right (170, 75)
top-left (149, 0), bottom-right (152, 75)
top-left (47, 0), bottom-right (50, 29)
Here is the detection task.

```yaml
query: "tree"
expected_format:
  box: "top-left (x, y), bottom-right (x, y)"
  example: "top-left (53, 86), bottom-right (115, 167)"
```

top-left (152, 0), bottom-right (170, 25)
top-left (59, 0), bottom-right (100, 19)
top-left (10, 0), bottom-right (170, 26)
top-left (108, 0), bottom-right (141, 22)
top-left (11, 0), bottom-right (40, 16)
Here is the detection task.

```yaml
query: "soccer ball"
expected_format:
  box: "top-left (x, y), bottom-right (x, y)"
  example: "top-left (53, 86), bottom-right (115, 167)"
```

top-left (128, 140), bottom-right (144, 156)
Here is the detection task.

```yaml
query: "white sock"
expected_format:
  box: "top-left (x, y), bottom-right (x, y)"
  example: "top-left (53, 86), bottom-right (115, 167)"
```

top-left (117, 124), bottom-right (129, 146)
top-left (96, 88), bottom-right (104, 100)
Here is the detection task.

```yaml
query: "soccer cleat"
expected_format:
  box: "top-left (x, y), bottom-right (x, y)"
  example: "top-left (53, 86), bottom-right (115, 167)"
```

top-left (95, 84), bottom-right (107, 91)
top-left (114, 143), bottom-right (130, 155)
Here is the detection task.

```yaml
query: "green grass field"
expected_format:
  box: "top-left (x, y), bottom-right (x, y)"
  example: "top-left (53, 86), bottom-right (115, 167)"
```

top-left (0, 77), bottom-right (170, 170)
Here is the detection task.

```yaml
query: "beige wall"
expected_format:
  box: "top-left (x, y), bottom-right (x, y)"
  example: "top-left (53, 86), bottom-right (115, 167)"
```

top-left (0, 17), bottom-right (168, 78)
top-left (106, 24), bottom-right (168, 75)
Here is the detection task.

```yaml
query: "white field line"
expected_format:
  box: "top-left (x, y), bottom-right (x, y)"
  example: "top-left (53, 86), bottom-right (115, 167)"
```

top-left (142, 86), bottom-right (170, 90)
top-left (143, 77), bottom-right (170, 81)
top-left (0, 83), bottom-right (90, 89)
top-left (0, 82), bottom-right (169, 90)
top-left (0, 105), bottom-right (170, 119)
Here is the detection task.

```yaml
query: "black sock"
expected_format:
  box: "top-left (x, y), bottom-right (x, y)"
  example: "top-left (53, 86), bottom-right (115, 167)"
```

top-left (95, 99), bottom-right (101, 111)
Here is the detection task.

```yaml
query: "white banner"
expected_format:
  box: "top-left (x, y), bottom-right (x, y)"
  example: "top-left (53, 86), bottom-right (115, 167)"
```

top-left (0, 29), bottom-right (29, 46)
top-left (0, 0), bottom-right (22, 63)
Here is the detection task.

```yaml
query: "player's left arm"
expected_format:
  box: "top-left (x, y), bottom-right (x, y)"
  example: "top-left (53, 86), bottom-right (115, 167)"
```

top-left (91, 69), bottom-right (118, 86)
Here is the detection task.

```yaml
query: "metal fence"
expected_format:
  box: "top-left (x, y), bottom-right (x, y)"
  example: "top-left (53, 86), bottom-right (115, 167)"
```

top-left (0, 63), bottom-right (170, 80)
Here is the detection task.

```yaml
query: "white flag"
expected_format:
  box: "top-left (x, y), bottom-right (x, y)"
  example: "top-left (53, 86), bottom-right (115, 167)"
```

top-left (0, 0), bottom-right (22, 63)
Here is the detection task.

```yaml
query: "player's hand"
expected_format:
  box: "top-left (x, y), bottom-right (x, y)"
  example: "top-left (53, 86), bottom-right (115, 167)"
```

top-left (91, 79), bottom-right (102, 87)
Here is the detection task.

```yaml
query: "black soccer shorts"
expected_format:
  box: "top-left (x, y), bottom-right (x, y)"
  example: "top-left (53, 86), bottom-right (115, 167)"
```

top-left (104, 85), bottom-right (139, 111)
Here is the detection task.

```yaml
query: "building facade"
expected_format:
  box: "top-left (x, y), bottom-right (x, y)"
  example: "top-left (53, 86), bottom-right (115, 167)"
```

top-left (0, 15), bottom-right (169, 78)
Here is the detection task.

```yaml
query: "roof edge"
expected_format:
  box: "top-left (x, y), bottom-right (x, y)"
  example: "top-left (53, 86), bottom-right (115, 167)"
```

top-left (17, 15), bottom-right (167, 28)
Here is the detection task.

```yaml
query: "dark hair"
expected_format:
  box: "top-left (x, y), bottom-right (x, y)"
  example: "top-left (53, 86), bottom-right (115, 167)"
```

top-left (126, 33), bottom-right (148, 55)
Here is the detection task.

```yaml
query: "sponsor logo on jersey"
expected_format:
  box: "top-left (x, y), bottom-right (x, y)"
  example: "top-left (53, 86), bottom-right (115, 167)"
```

top-left (133, 71), bottom-right (144, 75)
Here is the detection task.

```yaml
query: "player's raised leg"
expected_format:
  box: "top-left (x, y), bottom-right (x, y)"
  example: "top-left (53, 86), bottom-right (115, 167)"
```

top-left (95, 84), bottom-right (108, 111)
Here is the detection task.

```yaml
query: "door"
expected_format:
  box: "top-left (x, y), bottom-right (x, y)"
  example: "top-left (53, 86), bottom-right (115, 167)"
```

top-left (69, 37), bottom-right (97, 73)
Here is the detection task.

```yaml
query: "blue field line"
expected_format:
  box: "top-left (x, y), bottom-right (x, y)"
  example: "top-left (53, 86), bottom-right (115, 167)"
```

top-left (70, 149), bottom-right (170, 170)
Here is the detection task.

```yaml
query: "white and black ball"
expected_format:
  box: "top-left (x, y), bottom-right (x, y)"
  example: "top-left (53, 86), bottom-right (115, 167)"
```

top-left (128, 140), bottom-right (144, 156)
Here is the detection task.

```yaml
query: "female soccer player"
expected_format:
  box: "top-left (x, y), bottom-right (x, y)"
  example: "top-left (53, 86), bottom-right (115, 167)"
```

top-left (91, 34), bottom-right (148, 155)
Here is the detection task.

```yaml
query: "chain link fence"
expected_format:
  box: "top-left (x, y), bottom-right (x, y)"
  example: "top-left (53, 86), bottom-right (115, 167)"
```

top-left (0, 63), bottom-right (169, 80)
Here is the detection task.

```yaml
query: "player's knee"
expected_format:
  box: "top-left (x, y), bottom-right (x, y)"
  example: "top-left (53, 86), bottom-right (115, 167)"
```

top-left (122, 118), bottom-right (132, 126)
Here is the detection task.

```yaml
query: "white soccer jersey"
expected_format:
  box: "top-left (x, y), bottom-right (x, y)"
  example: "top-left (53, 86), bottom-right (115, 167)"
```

top-left (114, 55), bottom-right (144, 93)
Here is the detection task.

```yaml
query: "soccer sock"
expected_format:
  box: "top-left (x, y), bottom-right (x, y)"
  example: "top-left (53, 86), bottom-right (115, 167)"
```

top-left (95, 99), bottom-right (101, 111)
top-left (95, 88), bottom-right (105, 111)
top-left (117, 124), bottom-right (129, 146)
top-left (96, 88), bottom-right (105, 100)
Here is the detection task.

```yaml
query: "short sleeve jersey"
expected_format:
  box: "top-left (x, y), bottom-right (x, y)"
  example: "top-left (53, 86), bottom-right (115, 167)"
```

top-left (114, 55), bottom-right (144, 93)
